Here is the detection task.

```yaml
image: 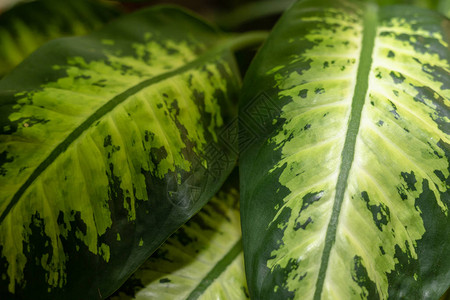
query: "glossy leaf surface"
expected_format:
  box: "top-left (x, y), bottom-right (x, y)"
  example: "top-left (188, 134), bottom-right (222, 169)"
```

top-left (0, 6), bottom-right (241, 299)
top-left (240, 0), bottom-right (449, 299)
top-left (0, 0), bottom-right (120, 77)
top-left (110, 186), bottom-right (248, 300)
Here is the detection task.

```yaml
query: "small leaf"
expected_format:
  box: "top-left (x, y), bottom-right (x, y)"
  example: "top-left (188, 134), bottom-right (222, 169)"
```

top-left (110, 186), bottom-right (248, 300)
top-left (0, 0), bottom-right (121, 77)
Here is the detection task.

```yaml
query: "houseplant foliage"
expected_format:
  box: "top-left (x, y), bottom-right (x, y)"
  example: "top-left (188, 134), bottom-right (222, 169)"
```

top-left (0, 0), bottom-right (448, 299)
top-left (0, 4), bottom-right (267, 299)
top-left (240, 0), bottom-right (449, 299)
top-left (110, 185), bottom-right (248, 300)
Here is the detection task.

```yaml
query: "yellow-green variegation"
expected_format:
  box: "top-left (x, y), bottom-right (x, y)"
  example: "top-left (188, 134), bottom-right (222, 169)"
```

top-left (0, 6), bottom-right (253, 299)
top-left (110, 186), bottom-right (248, 300)
top-left (239, 0), bottom-right (450, 299)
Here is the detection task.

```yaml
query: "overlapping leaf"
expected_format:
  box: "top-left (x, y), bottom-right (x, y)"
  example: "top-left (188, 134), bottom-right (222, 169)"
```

top-left (0, 0), bottom-right (121, 77)
top-left (110, 186), bottom-right (248, 300)
top-left (0, 6), bottom-right (244, 299)
top-left (240, 0), bottom-right (449, 299)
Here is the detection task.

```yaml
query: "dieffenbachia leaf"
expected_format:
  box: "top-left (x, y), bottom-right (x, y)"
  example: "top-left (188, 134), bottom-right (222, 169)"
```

top-left (109, 186), bottom-right (248, 300)
top-left (0, 6), bottom-right (257, 299)
top-left (358, 0), bottom-right (449, 17)
top-left (0, 0), bottom-right (121, 78)
top-left (240, 0), bottom-right (449, 299)
top-left (438, 0), bottom-right (450, 17)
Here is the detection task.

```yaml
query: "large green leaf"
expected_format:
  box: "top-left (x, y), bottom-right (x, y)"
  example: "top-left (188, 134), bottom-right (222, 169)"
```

top-left (110, 184), bottom-right (248, 300)
top-left (0, 0), bottom-right (121, 77)
top-left (0, 6), bottom-right (258, 299)
top-left (438, 0), bottom-right (450, 17)
top-left (240, 0), bottom-right (449, 299)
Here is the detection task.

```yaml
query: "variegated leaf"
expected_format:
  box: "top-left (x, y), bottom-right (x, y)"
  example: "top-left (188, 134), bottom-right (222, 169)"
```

top-left (110, 186), bottom-right (248, 300)
top-left (0, 6), bottom-right (247, 299)
top-left (240, 0), bottom-right (449, 299)
top-left (0, 0), bottom-right (121, 77)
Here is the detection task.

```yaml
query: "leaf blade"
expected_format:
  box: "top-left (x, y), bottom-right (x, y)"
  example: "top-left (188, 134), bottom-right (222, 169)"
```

top-left (240, 0), bottom-right (450, 299)
top-left (109, 187), bottom-right (248, 300)
top-left (0, 0), bottom-right (121, 77)
top-left (0, 6), bottom-right (241, 299)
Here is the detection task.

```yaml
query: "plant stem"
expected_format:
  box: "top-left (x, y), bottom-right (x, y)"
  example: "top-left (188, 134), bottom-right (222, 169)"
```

top-left (224, 31), bottom-right (269, 53)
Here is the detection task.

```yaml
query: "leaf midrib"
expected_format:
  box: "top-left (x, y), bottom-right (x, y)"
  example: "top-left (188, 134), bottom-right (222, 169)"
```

top-left (313, 4), bottom-right (378, 299)
top-left (0, 32), bottom-right (267, 224)
top-left (186, 239), bottom-right (242, 300)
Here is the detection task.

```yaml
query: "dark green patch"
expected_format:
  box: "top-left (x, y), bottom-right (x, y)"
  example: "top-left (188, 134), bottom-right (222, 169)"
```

top-left (159, 278), bottom-right (171, 283)
top-left (207, 200), bottom-right (231, 222)
top-left (376, 120), bottom-right (384, 126)
top-left (171, 228), bottom-right (195, 246)
top-left (411, 84), bottom-right (449, 134)
top-left (0, 151), bottom-right (13, 176)
top-left (286, 191), bottom-right (317, 233)
top-left (20, 212), bottom-right (57, 296)
top-left (151, 248), bottom-right (173, 263)
top-left (420, 63), bottom-right (449, 90)
top-left (434, 170), bottom-right (445, 182)
top-left (361, 191), bottom-right (390, 231)
top-left (397, 186), bottom-right (408, 201)
top-left (92, 79), bottom-right (107, 88)
top-left (144, 130), bottom-right (155, 143)
top-left (149, 146), bottom-right (168, 166)
top-left (314, 87), bottom-right (325, 94)
top-left (303, 124), bottom-right (311, 130)
top-left (75, 75), bottom-right (91, 80)
top-left (103, 135), bottom-right (112, 147)
top-left (387, 50), bottom-right (395, 58)
top-left (389, 71), bottom-right (405, 84)
top-left (426, 142), bottom-right (443, 159)
top-left (351, 256), bottom-right (380, 299)
top-left (323, 62), bottom-right (329, 68)
top-left (293, 216), bottom-right (312, 230)
top-left (263, 258), bottom-right (297, 299)
top-left (390, 162), bottom-right (450, 300)
top-left (298, 272), bottom-right (307, 281)
top-left (190, 212), bottom-right (215, 231)
top-left (299, 191), bottom-right (323, 213)
top-left (298, 89), bottom-right (308, 98)
top-left (401, 171), bottom-right (417, 191)
top-left (386, 243), bottom-right (420, 299)
top-left (22, 116), bottom-right (50, 128)
top-left (389, 101), bottom-right (400, 120)
top-left (106, 162), bottom-right (126, 214)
